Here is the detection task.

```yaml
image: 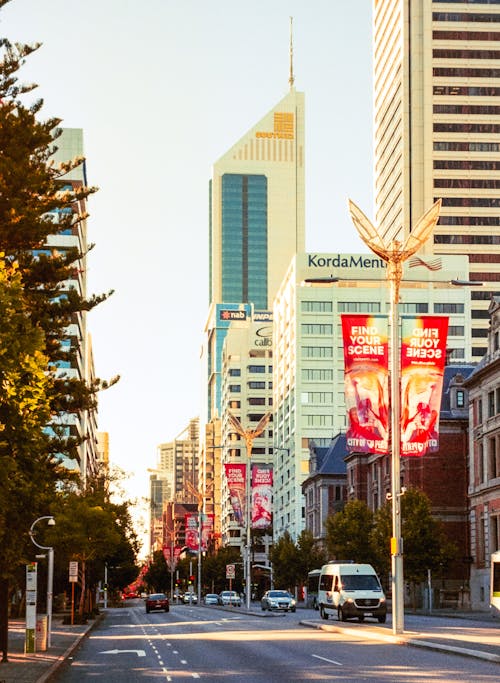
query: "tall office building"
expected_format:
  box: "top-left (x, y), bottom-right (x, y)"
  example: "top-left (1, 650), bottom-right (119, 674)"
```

top-left (203, 78), bottom-right (305, 425)
top-left (373, 0), bottom-right (500, 360)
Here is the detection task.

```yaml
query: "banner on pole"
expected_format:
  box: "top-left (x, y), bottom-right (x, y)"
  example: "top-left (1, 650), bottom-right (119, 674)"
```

top-left (400, 315), bottom-right (449, 456)
top-left (251, 464), bottom-right (272, 529)
top-left (224, 463), bottom-right (246, 526)
top-left (185, 513), bottom-right (199, 551)
top-left (341, 314), bottom-right (389, 454)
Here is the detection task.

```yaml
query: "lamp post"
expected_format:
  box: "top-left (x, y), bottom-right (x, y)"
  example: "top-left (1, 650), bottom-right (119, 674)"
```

top-left (29, 516), bottom-right (55, 648)
top-left (227, 412), bottom-right (271, 610)
top-left (347, 198), bottom-right (442, 635)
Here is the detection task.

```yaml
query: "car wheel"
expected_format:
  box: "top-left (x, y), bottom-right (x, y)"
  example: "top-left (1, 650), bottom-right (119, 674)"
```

top-left (261, 604), bottom-right (266, 611)
top-left (146, 608), bottom-right (150, 613)
top-left (291, 607), bottom-right (296, 613)
top-left (358, 613), bottom-right (365, 622)
top-left (378, 614), bottom-right (387, 623)
top-left (165, 607), bottom-right (169, 612)
top-left (340, 607), bottom-right (347, 622)
top-left (320, 605), bottom-right (329, 620)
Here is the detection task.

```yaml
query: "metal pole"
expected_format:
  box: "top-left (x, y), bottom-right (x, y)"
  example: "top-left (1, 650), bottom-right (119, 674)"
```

top-left (197, 512), bottom-right (202, 604)
top-left (246, 449), bottom-right (251, 610)
top-left (29, 516), bottom-right (55, 649)
top-left (390, 278), bottom-right (404, 635)
top-left (46, 547), bottom-right (53, 648)
top-left (104, 563), bottom-right (108, 609)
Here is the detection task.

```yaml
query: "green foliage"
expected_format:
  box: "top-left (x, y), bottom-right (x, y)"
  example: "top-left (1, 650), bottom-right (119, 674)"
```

top-left (324, 500), bottom-right (376, 566)
top-left (143, 551), bottom-right (170, 594)
top-left (296, 529), bottom-right (328, 576)
top-left (201, 546), bottom-right (242, 594)
top-left (269, 531), bottom-right (301, 589)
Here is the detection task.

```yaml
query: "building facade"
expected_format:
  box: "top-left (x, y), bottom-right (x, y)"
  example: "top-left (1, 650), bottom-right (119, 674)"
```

top-left (373, 0), bottom-right (500, 361)
top-left (273, 251), bottom-right (472, 540)
top-left (464, 296), bottom-right (500, 610)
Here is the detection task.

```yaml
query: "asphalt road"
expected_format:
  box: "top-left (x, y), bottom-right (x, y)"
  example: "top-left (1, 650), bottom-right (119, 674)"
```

top-left (52, 602), bottom-right (500, 682)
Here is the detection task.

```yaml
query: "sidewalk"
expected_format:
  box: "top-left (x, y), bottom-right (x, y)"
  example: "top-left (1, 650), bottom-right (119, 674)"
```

top-left (0, 614), bottom-right (101, 683)
top-left (299, 607), bottom-right (500, 663)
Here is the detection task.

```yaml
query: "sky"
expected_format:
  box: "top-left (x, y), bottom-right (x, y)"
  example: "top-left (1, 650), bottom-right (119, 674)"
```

top-left (1, 0), bottom-right (372, 549)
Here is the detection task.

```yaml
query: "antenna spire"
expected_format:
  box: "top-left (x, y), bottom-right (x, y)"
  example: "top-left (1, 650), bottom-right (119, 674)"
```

top-left (289, 16), bottom-right (295, 89)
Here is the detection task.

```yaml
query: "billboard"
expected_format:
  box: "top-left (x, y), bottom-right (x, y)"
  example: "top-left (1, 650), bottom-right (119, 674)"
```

top-left (224, 463), bottom-right (246, 526)
top-left (251, 465), bottom-right (273, 529)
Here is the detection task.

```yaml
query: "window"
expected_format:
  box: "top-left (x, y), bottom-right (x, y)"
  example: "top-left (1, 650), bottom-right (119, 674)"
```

top-left (400, 302), bottom-right (428, 313)
top-left (489, 391), bottom-right (495, 418)
top-left (488, 437), bottom-right (498, 479)
top-left (302, 368), bottom-right (334, 381)
top-left (248, 365), bottom-right (265, 373)
top-left (301, 301), bottom-right (333, 312)
top-left (248, 381), bottom-right (265, 389)
top-left (338, 301), bottom-right (381, 312)
top-left (434, 303), bottom-right (464, 314)
top-left (448, 325), bottom-right (465, 336)
top-left (456, 390), bottom-right (465, 408)
top-left (229, 384), bottom-right (241, 393)
top-left (229, 368), bottom-right (241, 376)
top-left (301, 323), bottom-right (333, 335)
top-left (302, 346), bottom-right (333, 358)
top-left (248, 397), bottom-right (266, 406)
top-left (229, 400), bottom-right (240, 409)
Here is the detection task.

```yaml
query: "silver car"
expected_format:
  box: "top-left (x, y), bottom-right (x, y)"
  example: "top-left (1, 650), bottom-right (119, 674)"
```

top-left (203, 593), bottom-right (219, 605)
top-left (261, 590), bottom-right (296, 612)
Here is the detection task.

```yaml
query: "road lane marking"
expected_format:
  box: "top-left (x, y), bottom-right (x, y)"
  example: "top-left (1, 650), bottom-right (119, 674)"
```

top-left (100, 649), bottom-right (146, 657)
top-left (312, 653), bottom-right (343, 666)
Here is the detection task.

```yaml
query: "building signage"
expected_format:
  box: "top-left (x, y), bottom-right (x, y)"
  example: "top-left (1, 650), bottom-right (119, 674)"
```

top-left (219, 309), bottom-right (248, 321)
top-left (256, 112), bottom-right (294, 139)
top-left (308, 254), bottom-right (386, 270)
top-left (253, 311), bottom-right (273, 322)
top-left (254, 325), bottom-right (272, 347)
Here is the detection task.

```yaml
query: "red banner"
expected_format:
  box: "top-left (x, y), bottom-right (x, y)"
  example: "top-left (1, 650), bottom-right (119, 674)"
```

top-left (162, 545), bottom-right (171, 566)
top-left (224, 463), bottom-right (246, 526)
top-left (185, 513), bottom-right (199, 551)
top-left (251, 465), bottom-right (272, 529)
top-left (400, 315), bottom-right (448, 456)
top-left (201, 514), bottom-right (214, 551)
top-left (341, 315), bottom-right (389, 455)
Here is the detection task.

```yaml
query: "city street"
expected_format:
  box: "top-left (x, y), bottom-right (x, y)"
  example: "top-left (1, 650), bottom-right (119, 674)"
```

top-left (51, 602), bottom-right (500, 682)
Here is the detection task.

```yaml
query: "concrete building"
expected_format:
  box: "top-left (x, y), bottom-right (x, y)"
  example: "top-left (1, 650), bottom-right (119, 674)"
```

top-left (373, 0), bottom-right (500, 361)
top-left (273, 251), bottom-right (473, 540)
top-left (464, 296), bottom-right (500, 610)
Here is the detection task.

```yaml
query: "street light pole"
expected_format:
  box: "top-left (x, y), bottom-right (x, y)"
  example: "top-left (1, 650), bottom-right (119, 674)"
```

top-left (348, 197), bottom-right (442, 635)
top-left (29, 516), bottom-right (55, 648)
top-left (228, 412), bottom-right (271, 610)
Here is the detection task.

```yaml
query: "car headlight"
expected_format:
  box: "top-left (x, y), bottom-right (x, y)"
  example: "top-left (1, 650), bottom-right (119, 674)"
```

top-left (290, 599), bottom-right (296, 606)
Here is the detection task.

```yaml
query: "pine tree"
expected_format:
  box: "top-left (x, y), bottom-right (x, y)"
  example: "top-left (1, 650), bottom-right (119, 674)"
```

top-left (0, 4), bottom-right (115, 658)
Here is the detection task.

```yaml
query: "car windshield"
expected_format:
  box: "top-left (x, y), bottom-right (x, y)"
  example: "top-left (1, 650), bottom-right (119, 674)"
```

top-left (268, 591), bottom-right (290, 598)
top-left (149, 594), bottom-right (166, 599)
top-left (340, 574), bottom-right (381, 591)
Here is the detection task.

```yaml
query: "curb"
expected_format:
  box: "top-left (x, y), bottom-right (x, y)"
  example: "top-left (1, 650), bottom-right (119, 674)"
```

top-left (299, 619), bottom-right (500, 663)
top-left (37, 612), bottom-right (105, 683)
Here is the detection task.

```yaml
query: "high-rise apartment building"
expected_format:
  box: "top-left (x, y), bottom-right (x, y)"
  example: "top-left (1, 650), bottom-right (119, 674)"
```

top-left (373, 0), bottom-right (500, 360)
top-left (50, 128), bottom-right (98, 480)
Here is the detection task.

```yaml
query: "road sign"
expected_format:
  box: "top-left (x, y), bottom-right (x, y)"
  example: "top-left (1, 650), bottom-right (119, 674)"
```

top-left (226, 563), bottom-right (235, 579)
top-left (69, 561), bottom-right (78, 582)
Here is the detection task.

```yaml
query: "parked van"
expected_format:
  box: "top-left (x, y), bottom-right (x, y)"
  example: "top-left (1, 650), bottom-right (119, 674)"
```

top-left (318, 562), bottom-right (387, 623)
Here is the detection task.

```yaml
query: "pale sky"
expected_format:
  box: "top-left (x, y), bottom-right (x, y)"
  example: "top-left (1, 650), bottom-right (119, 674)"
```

top-left (1, 0), bottom-right (372, 547)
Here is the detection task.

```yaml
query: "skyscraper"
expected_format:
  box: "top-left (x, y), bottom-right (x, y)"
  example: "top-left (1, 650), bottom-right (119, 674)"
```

top-left (373, 0), bottom-right (500, 359)
top-left (202, 74), bottom-right (305, 424)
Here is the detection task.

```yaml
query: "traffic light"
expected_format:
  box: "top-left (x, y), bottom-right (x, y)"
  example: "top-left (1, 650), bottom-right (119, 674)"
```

top-left (188, 575), bottom-right (195, 584)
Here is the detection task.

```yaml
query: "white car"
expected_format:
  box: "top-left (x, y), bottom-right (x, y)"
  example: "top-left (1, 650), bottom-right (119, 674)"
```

top-left (183, 592), bottom-right (198, 604)
top-left (219, 590), bottom-right (242, 606)
top-left (203, 593), bottom-right (219, 605)
top-left (261, 590), bottom-right (296, 612)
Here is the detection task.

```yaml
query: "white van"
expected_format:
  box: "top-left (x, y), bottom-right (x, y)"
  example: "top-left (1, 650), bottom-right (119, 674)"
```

top-left (318, 562), bottom-right (387, 623)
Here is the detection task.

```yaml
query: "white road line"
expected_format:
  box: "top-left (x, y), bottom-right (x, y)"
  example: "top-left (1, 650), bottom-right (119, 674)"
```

top-left (312, 653), bottom-right (343, 666)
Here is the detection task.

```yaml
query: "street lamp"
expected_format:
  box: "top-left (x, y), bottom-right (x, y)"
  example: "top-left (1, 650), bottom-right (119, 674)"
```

top-left (29, 516), bottom-right (55, 648)
top-left (227, 412), bottom-right (271, 610)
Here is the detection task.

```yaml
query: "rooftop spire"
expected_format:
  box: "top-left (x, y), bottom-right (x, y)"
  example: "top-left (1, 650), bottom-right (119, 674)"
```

top-left (289, 16), bottom-right (295, 90)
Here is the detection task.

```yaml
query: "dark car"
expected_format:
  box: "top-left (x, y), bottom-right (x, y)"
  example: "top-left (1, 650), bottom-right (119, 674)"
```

top-left (145, 593), bottom-right (169, 613)
top-left (261, 590), bottom-right (296, 612)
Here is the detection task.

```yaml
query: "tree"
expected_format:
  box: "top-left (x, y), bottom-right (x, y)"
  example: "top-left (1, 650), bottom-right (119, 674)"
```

top-left (324, 500), bottom-right (376, 566)
top-left (371, 488), bottom-right (458, 603)
top-left (269, 531), bottom-right (301, 590)
top-left (296, 529), bottom-right (327, 580)
top-left (48, 469), bottom-right (140, 619)
top-left (0, 5), bottom-right (114, 656)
